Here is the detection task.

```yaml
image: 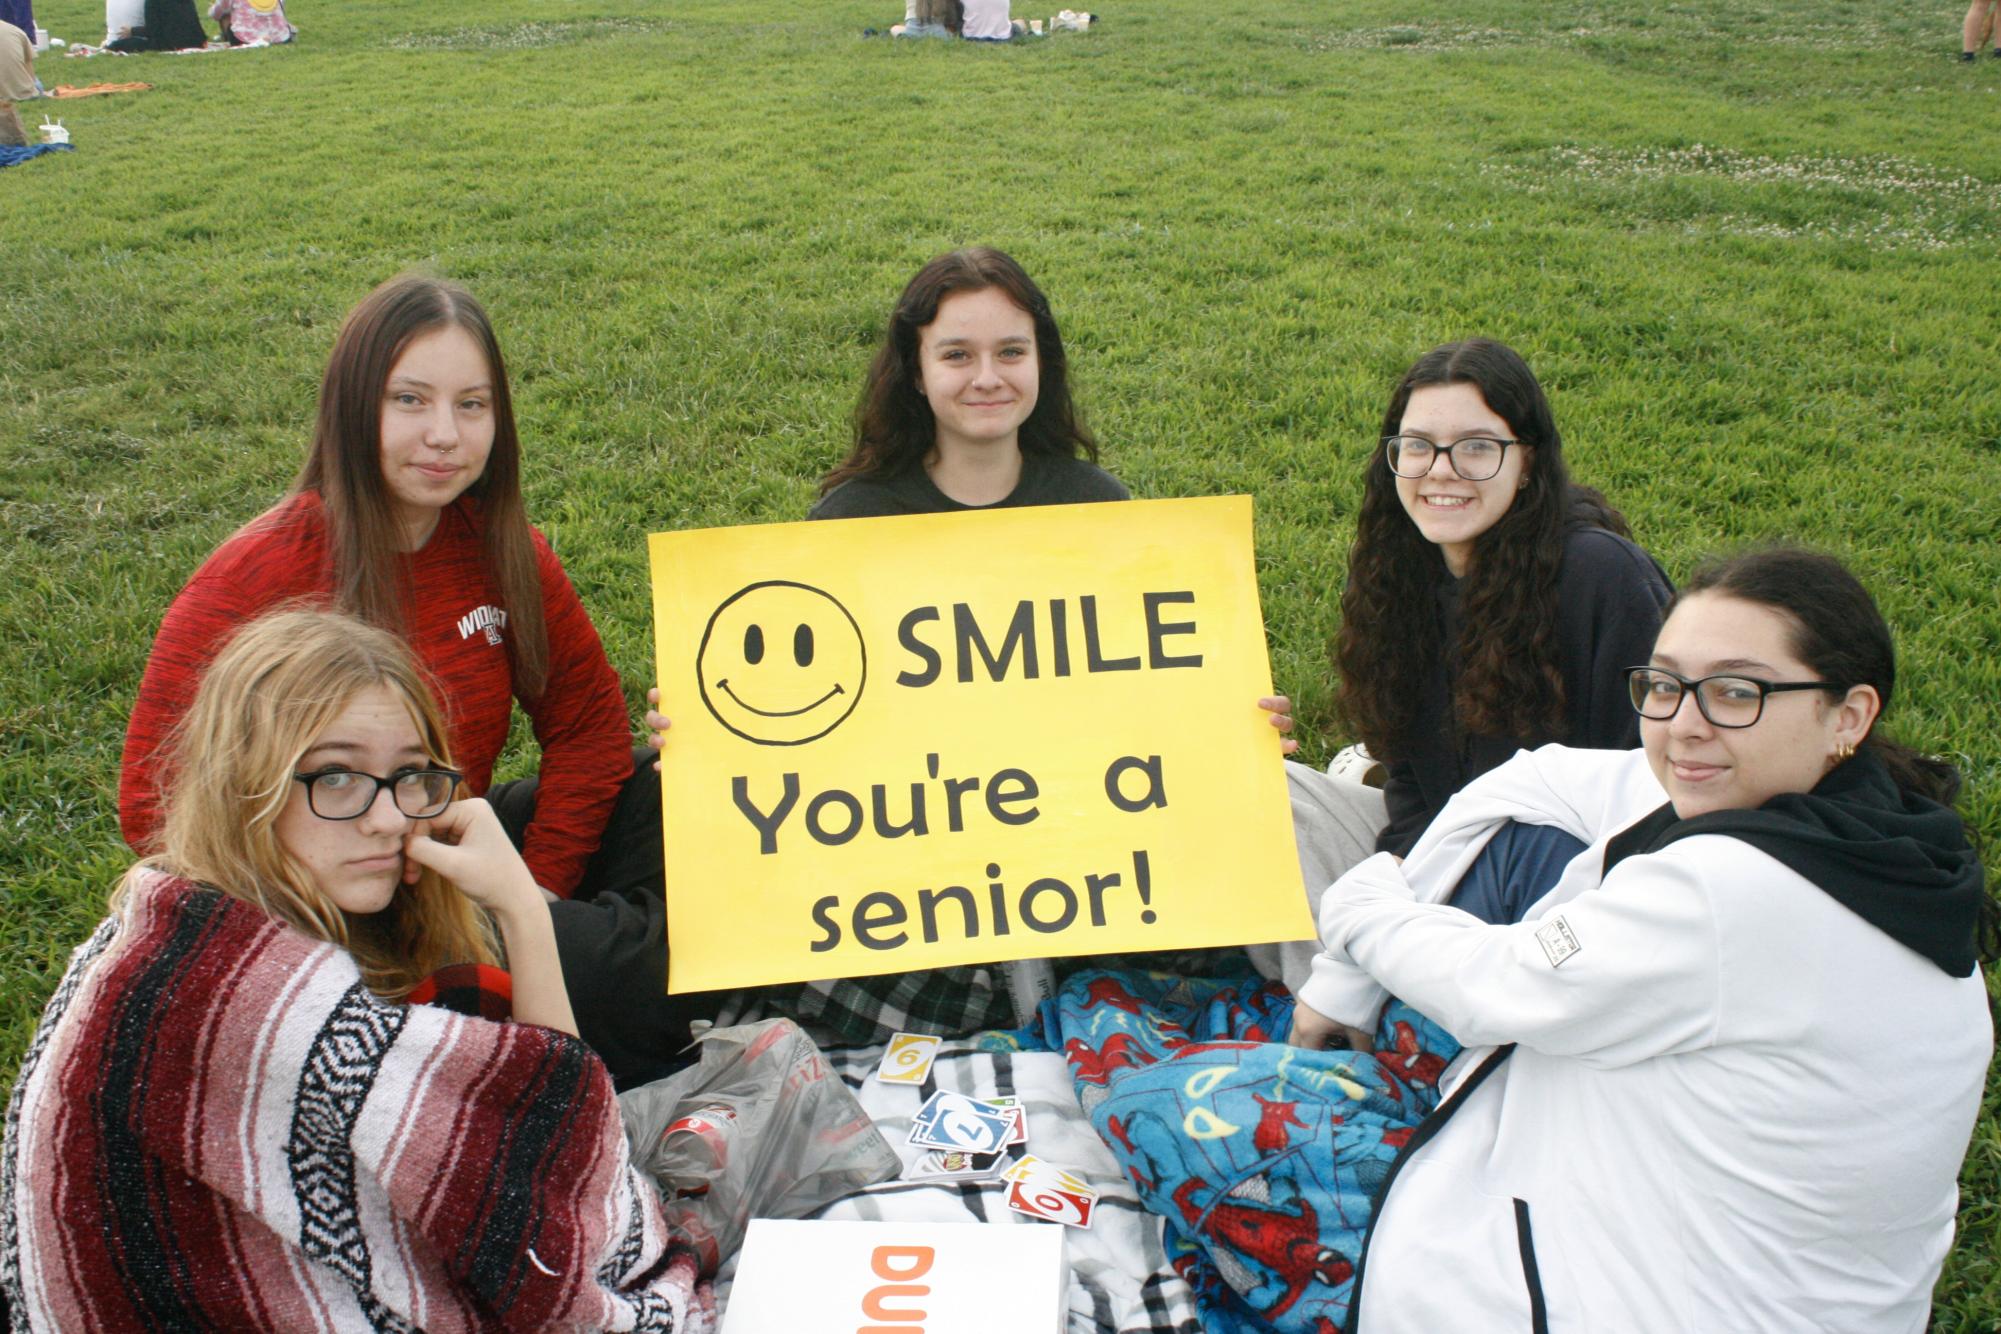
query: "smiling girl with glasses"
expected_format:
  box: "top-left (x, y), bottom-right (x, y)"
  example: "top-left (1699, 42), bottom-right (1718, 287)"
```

top-left (1256, 340), bottom-right (1675, 993)
top-left (1279, 547), bottom-right (1991, 1330)
top-left (1335, 338), bottom-right (1674, 855)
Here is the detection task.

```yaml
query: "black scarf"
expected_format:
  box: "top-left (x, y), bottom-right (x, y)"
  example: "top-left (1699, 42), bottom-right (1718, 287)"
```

top-left (1601, 749), bottom-right (1985, 976)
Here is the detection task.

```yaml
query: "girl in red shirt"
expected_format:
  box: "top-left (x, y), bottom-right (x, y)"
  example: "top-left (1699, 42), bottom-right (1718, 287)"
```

top-left (120, 274), bottom-right (695, 1086)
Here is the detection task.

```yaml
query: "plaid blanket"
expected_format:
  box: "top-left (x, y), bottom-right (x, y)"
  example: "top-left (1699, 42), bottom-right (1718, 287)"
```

top-left (717, 1037), bottom-right (1204, 1333)
top-left (717, 964), bottom-right (1020, 1047)
top-left (714, 948), bottom-right (1254, 1049)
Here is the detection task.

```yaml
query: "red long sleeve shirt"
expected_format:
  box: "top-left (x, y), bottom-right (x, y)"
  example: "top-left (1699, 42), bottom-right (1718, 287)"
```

top-left (119, 492), bottom-right (631, 898)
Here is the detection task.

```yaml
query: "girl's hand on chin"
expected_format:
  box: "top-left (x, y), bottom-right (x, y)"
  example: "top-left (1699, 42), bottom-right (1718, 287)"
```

top-left (402, 798), bottom-right (540, 914)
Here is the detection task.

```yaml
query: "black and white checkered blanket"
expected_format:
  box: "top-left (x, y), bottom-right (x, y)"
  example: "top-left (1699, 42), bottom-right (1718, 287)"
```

top-left (714, 1036), bottom-right (1201, 1333)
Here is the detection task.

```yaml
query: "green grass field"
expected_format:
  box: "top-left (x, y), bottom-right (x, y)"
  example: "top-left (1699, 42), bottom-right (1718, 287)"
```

top-left (3, 0), bottom-right (1997, 1320)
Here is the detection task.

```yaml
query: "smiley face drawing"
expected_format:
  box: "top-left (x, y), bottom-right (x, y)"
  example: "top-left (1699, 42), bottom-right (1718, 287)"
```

top-left (697, 581), bottom-right (867, 745)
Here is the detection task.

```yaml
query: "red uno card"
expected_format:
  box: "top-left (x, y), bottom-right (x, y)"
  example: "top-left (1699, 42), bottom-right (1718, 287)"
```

top-left (1003, 1161), bottom-right (1098, 1228)
top-left (988, 1095), bottom-right (1029, 1146)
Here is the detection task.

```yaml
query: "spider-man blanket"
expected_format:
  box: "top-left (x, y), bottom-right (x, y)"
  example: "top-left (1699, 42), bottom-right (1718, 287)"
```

top-left (1015, 969), bottom-right (1461, 1334)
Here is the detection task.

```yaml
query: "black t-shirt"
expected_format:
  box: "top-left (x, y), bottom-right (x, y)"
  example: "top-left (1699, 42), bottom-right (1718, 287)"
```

top-left (1376, 526), bottom-right (1674, 856)
top-left (808, 450), bottom-right (1130, 519)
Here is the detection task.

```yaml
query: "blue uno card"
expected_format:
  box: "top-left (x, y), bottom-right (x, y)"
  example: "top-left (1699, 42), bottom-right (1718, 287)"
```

top-left (907, 1092), bottom-right (1012, 1154)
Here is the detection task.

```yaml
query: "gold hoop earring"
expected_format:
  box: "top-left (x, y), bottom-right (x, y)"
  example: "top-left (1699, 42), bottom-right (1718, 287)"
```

top-left (1833, 740), bottom-right (1857, 764)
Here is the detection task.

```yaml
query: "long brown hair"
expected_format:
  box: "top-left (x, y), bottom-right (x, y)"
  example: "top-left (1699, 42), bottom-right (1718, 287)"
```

top-left (1336, 339), bottom-right (1631, 759)
top-left (293, 274), bottom-right (549, 696)
top-left (136, 609), bottom-right (499, 998)
top-left (819, 247), bottom-right (1098, 494)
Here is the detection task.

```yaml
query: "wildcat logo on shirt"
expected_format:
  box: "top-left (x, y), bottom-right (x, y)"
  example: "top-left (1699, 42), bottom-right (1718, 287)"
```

top-left (457, 605), bottom-right (508, 647)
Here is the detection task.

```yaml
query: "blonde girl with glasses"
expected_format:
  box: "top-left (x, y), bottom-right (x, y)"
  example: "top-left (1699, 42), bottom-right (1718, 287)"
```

top-left (3, 610), bottom-right (714, 1331)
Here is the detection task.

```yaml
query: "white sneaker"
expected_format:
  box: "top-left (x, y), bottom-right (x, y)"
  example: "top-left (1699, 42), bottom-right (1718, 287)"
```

top-left (1326, 743), bottom-right (1387, 789)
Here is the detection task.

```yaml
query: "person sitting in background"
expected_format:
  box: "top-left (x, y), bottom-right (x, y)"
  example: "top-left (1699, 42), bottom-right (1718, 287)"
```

top-left (0, 16), bottom-right (31, 147)
top-left (104, 0), bottom-right (207, 50)
top-left (893, 0), bottom-right (960, 38)
top-left (0, 0), bottom-right (32, 44)
top-left (210, 0), bottom-right (291, 44)
top-left (1250, 339), bottom-right (1670, 993)
top-left (958, 0), bottom-right (1014, 40)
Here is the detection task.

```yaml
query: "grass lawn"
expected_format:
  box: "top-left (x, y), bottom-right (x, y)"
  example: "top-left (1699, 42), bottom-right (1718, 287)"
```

top-left (3, 0), bottom-right (1997, 1321)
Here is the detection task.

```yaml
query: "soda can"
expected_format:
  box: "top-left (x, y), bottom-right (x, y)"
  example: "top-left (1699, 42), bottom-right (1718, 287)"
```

top-left (655, 1103), bottom-right (740, 1195)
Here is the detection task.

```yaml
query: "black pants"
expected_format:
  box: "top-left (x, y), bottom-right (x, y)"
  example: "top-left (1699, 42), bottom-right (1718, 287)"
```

top-left (491, 748), bottom-right (718, 1089)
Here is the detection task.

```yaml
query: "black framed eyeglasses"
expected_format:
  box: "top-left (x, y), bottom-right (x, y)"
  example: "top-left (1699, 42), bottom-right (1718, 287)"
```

top-left (1624, 667), bottom-right (1841, 730)
top-left (1383, 434), bottom-right (1519, 481)
top-left (291, 767), bottom-right (463, 821)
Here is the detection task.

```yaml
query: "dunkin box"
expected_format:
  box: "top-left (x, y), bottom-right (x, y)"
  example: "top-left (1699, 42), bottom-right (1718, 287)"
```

top-left (719, 1218), bottom-right (1068, 1332)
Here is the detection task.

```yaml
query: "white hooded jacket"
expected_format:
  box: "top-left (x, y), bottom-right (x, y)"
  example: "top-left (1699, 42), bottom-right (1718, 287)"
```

top-left (1300, 745), bottom-right (1991, 1334)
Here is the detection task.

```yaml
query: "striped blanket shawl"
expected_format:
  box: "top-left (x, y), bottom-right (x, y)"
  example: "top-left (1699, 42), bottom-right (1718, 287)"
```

top-left (2, 868), bottom-right (715, 1333)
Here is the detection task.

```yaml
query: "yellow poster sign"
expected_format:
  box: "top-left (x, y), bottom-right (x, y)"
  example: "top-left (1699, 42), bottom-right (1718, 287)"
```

top-left (647, 496), bottom-right (1308, 994)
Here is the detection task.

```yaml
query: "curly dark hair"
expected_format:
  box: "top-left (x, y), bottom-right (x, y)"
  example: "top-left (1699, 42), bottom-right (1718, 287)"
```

top-left (1335, 339), bottom-right (1630, 760)
top-left (818, 247), bottom-right (1098, 495)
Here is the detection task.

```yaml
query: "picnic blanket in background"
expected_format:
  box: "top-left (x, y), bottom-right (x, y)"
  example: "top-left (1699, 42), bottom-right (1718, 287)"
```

top-left (62, 38), bottom-right (269, 55)
top-left (1014, 969), bottom-right (1463, 1334)
top-left (0, 142), bottom-right (71, 166)
top-left (725, 1038), bottom-right (1204, 1333)
top-left (50, 80), bottom-right (151, 95)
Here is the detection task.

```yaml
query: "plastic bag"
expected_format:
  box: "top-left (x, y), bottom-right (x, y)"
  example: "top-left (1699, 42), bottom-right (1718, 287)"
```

top-left (618, 1018), bottom-right (900, 1269)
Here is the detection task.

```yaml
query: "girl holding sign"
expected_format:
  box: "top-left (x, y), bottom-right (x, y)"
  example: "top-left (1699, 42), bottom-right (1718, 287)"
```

top-left (6, 611), bottom-right (713, 1330)
top-left (649, 247), bottom-right (1294, 1043)
top-left (656, 247), bottom-right (1135, 1041)
top-left (119, 274), bottom-right (694, 1088)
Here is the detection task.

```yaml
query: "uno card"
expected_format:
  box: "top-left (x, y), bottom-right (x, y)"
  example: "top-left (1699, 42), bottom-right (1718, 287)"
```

top-left (908, 1148), bottom-right (1009, 1181)
top-left (1004, 1161), bottom-right (1098, 1228)
top-left (907, 1092), bottom-right (1014, 1155)
top-left (988, 1095), bottom-right (1029, 1146)
top-left (999, 1154), bottom-right (1043, 1183)
top-left (876, 1032), bottom-right (943, 1085)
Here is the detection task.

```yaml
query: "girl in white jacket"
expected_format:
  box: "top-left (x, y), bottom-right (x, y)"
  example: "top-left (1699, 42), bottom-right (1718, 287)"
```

top-left (1293, 547), bottom-right (1992, 1333)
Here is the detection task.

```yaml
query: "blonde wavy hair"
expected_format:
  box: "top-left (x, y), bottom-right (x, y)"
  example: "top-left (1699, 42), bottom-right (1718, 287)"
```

top-left (131, 608), bottom-right (500, 998)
